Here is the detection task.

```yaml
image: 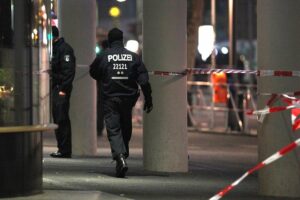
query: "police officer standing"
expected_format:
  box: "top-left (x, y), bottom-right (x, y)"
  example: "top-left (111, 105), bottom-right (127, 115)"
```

top-left (89, 28), bottom-right (153, 178)
top-left (50, 26), bottom-right (76, 158)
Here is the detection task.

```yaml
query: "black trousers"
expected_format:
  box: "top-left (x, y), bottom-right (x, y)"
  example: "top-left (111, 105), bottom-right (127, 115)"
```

top-left (103, 96), bottom-right (138, 159)
top-left (52, 87), bottom-right (72, 155)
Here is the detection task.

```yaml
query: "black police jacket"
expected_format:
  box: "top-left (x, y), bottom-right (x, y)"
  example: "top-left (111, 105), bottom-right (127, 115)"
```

top-left (89, 41), bottom-right (152, 101)
top-left (51, 38), bottom-right (76, 94)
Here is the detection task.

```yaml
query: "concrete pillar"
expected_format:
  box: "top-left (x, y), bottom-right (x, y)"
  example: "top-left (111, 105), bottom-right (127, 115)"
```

top-left (143, 0), bottom-right (188, 172)
top-left (258, 0), bottom-right (300, 197)
top-left (58, 0), bottom-right (97, 156)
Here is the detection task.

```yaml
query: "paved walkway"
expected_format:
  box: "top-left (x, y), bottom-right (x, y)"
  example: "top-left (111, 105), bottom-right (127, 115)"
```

top-left (5, 128), bottom-right (299, 200)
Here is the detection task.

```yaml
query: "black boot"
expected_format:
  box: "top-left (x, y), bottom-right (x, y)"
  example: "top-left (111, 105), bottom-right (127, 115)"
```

top-left (115, 154), bottom-right (128, 178)
top-left (50, 151), bottom-right (71, 158)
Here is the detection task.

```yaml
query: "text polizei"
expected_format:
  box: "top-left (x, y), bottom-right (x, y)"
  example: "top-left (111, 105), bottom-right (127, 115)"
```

top-left (108, 54), bottom-right (133, 62)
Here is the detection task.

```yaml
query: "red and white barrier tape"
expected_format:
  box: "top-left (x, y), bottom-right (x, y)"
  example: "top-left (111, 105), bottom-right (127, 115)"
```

top-left (187, 81), bottom-right (257, 88)
top-left (209, 137), bottom-right (300, 200)
top-left (148, 70), bottom-right (186, 76)
top-left (149, 68), bottom-right (300, 77)
top-left (38, 67), bottom-right (300, 78)
top-left (247, 104), bottom-right (299, 116)
top-left (247, 94), bottom-right (300, 125)
top-left (259, 91), bottom-right (300, 96)
top-left (186, 68), bottom-right (256, 75)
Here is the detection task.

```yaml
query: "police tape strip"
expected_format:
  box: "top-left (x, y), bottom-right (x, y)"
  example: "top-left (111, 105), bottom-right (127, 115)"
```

top-left (187, 81), bottom-right (257, 88)
top-left (148, 68), bottom-right (300, 77)
top-left (259, 91), bottom-right (300, 96)
top-left (36, 68), bottom-right (300, 77)
top-left (33, 69), bottom-right (50, 75)
top-left (209, 137), bottom-right (300, 200)
top-left (148, 70), bottom-right (187, 76)
top-left (187, 68), bottom-right (257, 75)
top-left (247, 95), bottom-right (300, 117)
top-left (34, 64), bottom-right (90, 75)
top-left (247, 104), bottom-right (299, 116)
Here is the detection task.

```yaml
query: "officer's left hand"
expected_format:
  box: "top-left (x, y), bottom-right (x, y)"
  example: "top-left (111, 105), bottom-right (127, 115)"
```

top-left (144, 101), bottom-right (153, 113)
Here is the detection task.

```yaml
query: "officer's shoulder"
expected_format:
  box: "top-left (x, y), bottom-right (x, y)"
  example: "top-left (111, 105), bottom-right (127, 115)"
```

top-left (62, 42), bottom-right (74, 52)
top-left (99, 49), bottom-right (111, 58)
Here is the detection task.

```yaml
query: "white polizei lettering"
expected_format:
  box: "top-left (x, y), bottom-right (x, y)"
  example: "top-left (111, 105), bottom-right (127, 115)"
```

top-left (108, 54), bottom-right (133, 62)
top-left (108, 55), bottom-right (113, 62)
top-left (113, 55), bottom-right (119, 61)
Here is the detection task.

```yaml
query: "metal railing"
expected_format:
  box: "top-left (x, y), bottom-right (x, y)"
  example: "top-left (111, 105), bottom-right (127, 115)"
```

top-left (132, 81), bottom-right (257, 135)
top-left (186, 81), bottom-right (257, 135)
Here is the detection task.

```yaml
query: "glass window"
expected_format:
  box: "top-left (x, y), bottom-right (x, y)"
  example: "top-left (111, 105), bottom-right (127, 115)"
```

top-left (0, 0), bottom-right (51, 126)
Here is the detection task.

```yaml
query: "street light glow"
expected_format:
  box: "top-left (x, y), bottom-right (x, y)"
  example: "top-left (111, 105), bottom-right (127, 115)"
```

top-left (221, 47), bottom-right (229, 54)
top-left (125, 40), bottom-right (139, 53)
top-left (109, 6), bottom-right (121, 18)
top-left (197, 25), bottom-right (215, 61)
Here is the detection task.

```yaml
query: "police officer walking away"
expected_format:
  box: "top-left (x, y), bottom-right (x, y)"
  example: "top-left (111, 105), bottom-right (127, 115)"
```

top-left (89, 28), bottom-right (153, 178)
top-left (50, 26), bottom-right (76, 158)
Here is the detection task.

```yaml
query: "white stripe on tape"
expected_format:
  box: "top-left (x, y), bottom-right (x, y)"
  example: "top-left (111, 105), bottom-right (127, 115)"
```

top-left (293, 71), bottom-right (300, 77)
top-left (231, 172), bottom-right (249, 186)
top-left (295, 138), bottom-right (300, 146)
top-left (262, 152), bottom-right (282, 165)
top-left (209, 195), bottom-right (222, 200)
top-left (111, 77), bottom-right (129, 80)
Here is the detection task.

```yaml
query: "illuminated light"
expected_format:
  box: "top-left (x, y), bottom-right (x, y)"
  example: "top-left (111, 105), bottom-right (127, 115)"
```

top-left (221, 47), bottom-right (229, 54)
top-left (48, 33), bottom-right (52, 40)
top-left (33, 28), bottom-right (38, 35)
top-left (31, 33), bottom-right (35, 40)
top-left (0, 86), bottom-right (13, 98)
top-left (197, 25), bottom-right (215, 61)
top-left (215, 49), bottom-right (218, 56)
top-left (43, 29), bottom-right (48, 45)
top-left (41, 5), bottom-right (46, 12)
top-left (116, 0), bottom-right (127, 2)
top-left (95, 46), bottom-right (100, 54)
top-left (125, 40), bottom-right (139, 53)
top-left (43, 13), bottom-right (47, 20)
top-left (109, 6), bottom-right (121, 18)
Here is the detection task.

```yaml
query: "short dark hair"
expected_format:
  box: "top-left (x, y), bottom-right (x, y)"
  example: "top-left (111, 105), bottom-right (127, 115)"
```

top-left (108, 28), bottom-right (123, 44)
top-left (52, 26), bottom-right (59, 39)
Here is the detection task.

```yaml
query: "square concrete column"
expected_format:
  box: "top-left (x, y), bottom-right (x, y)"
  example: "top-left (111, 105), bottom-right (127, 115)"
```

top-left (143, 0), bottom-right (188, 172)
top-left (58, 0), bottom-right (97, 156)
top-left (258, 0), bottom-right (300, 197)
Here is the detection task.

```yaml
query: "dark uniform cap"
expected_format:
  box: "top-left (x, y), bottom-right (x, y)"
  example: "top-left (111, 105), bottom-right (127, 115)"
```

top-left (108, 28), bottom-right (123, 44)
